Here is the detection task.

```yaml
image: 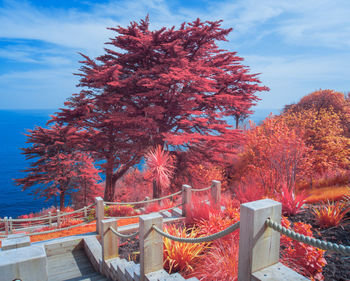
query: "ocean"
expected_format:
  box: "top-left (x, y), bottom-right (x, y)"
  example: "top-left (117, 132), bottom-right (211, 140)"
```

top-left (0, 108), bottom-right (280, 218)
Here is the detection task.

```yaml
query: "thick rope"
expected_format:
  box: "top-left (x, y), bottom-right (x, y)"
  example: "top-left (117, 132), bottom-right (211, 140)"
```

top-left (6, 203), bottom-right (96, 222)
top-left (26, 219), bottom-right (95, 236)
top-left (105, 203), bottom-right (184, 219)
top-left (152, 221), bottom-right (240, 243)
top-left (105, 190), bottom-right (182, 206)
top-left (192, 186), bottom-right (211, 192)
top-left (109, 226), bottom-right (139, 239)
top-left (266, 219), bottom-right (350, 255)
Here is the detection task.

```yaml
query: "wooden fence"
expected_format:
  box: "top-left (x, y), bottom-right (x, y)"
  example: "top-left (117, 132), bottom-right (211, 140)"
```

top-left (97, 181), bottom-right (309, 281)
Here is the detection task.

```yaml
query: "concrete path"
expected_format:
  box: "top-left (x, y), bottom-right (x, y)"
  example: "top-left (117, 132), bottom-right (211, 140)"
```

top-left (47, 249), bottom-right (109, 281)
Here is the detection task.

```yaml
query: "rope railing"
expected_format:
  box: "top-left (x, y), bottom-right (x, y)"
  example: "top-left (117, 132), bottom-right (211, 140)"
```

top-left (26, 218), bottom-right (95, 236)
top-left (152, 221), bottom-right (240, 243)
top-left (109, 226), bottom-right (139, 239)
top-left (104, 190), bottom-right (182, 206)
top-left (191, 186), bottom-right (211, 192)
top-left (4, 203), bottom-right (96, 222)
top-left (266, 218), bottom-right (350, 255)
top-left (104, 203), bottom-right (184, 219)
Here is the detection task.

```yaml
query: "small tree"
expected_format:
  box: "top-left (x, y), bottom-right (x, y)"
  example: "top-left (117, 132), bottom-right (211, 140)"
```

top-left (15, 124), bottom-right (100, 210)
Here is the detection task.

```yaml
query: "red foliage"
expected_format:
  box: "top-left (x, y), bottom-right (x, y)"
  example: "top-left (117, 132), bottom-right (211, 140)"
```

top-left (312, 201), bottom-right (350, 228)
top-left (280, 217), bottom-right (327, 280)
top-left (234, 180), bottom-right (266, 204)
top-left (114, 168), bottom-right (151, 203)
top-left (54, 17), bottom-right (268, 201)
top-left (104, 205), bottom-right (137, 217)
top-left (185, 196), bottom-right (219, 226)
top-left (191, 238), bottom-right (239, 281)
top-left (144, 146), bottom-right (175, 198)
top-left (275, 184), bottom-right (307, 215)
top-left (15, 124), bottom-right (100, 210)
top-left (144, 199), bottom-right (176, 214)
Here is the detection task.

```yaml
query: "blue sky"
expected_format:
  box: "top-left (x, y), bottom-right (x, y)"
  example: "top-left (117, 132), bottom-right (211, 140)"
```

top-left (0, 0), bottom-right (349, 110)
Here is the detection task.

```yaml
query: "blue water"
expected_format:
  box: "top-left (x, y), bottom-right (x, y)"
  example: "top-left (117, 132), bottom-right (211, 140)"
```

top-left (0, 108), bottom-right (280, 218)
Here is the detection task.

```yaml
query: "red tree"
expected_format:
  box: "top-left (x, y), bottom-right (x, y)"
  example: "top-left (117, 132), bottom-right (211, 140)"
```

top-left (15, 124), bottom-right (100, 210)
top-left (54, 17), bottom-right (268, 201)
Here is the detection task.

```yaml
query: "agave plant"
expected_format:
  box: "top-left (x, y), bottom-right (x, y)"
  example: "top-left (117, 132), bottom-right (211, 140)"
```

top-left (144, 145), bottom-right (175, 198)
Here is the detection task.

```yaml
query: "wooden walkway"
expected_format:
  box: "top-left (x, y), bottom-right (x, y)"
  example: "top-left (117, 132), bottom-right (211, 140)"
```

top-left (47, 249), bottom-right (109, 281)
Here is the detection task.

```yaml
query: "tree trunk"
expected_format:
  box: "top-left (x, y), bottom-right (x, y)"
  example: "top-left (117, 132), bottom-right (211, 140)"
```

top-left (60, 190), bottom-right (65, 210)
top-left (235, 115), bottom-right (239, 129)
top-left (104, 162), bottom-right (115, 202)
top-left (153, 180), bottom-right (160, 199)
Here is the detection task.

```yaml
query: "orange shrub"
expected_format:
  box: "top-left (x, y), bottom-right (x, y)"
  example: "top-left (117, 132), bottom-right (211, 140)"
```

top-left (312, 201), bottom-right (350, 228)
top-left (163, 224), bottom-right (210, 274)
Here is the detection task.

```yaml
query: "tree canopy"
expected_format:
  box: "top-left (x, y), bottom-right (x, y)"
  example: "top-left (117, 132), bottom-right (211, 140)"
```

top-left (49, 17), bottom-right (268, 201)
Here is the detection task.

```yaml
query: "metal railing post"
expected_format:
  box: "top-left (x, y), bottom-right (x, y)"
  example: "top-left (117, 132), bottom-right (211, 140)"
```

top-left (139, 213), bottom-right (163, 281)
top-left (237, 199), bottom-right (282, 280)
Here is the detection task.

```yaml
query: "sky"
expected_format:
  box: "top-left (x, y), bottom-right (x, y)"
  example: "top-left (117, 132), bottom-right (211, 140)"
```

top-left (0, 0), bottom-right (349, 110)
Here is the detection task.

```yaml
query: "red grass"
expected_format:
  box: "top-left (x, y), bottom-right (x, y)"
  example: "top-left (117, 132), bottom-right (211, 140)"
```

top-left (190, 239), bottom-right (239, 281)
top-left (312, 201), bottom-right (350, 228)
top-left (276, 185), bottom-right (307, 215)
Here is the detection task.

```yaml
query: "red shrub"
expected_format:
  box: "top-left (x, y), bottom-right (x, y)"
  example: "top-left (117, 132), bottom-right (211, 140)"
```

top-left (276, 185), bottom-right (307, 215)
top-left (234, 181), bottom-right (266, 204)
top-left (280, 217), bottom-right (327, 280)
top-left (186, 196), bottom-right (218, 226)
top-left (190, 238), bottom-right (239, 281)
top-left (144, 199), bottom-right (176, 214)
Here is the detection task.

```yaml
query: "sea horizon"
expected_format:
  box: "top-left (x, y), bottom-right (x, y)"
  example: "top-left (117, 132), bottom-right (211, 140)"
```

top-left (0, 107), bottom-right (280, 218)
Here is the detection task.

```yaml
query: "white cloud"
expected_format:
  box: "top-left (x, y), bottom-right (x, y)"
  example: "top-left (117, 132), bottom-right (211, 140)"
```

top-left (0, 0), bottom-right (350, 109)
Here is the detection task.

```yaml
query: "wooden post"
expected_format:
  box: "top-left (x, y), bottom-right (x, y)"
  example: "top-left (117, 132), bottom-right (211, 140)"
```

top-left (9, 217), bottom-right (13, 234)
top-left (57, 210), bottom-right (61, 228)
top-left (4, 216), bottom-right (8, 235)
top-left (237, 199), bottom-right (282, 281)
top-left (210, 180), bottom-right (221, 209)
top-left (95, 197), bottom-right (104, 235)
top-left (182, 184), bottom-right (192, 218)
top-left (101, 218), bottom-right (119, 262)
top-left (139, 213), bottom-right (163, 281)
top-left (84, 206), bottom-right (88, 220)
top-left (48, 211), bottom-right (52, 227)
top-left (144, 196), bottom-right (150, 208)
